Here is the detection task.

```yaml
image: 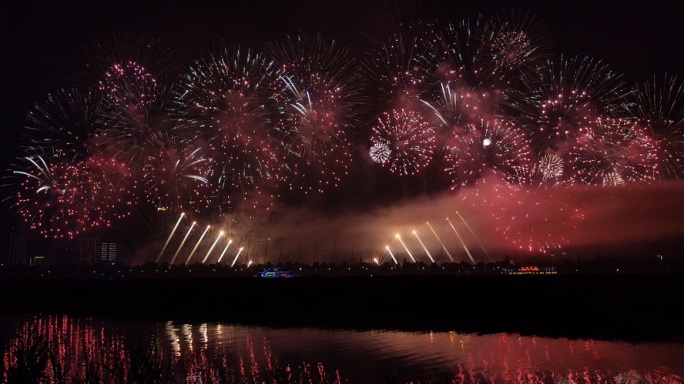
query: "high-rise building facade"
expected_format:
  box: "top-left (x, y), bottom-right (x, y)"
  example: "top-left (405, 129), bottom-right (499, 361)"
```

top-left (100, 242), bottom-right (119, 262)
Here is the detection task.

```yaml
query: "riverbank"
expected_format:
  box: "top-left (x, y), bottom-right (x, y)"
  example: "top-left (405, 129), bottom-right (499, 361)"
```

top-left (2, 274), bottom-right (682, 342)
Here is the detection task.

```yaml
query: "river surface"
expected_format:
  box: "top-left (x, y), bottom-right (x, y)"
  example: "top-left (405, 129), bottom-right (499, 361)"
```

top-left (1, 314), bottom-right (682, 383)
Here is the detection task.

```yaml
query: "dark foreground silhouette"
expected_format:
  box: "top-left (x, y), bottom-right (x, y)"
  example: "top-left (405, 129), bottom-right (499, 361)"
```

top-left (1, 273), bottom-right (683, 343)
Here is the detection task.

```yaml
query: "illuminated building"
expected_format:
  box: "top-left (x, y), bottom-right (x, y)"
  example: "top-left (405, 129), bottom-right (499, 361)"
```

top-left (100, 242), bottom-right (119, 262)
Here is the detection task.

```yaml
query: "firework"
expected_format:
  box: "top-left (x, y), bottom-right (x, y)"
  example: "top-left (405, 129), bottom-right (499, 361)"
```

top-left (370, 109), bottom-right (436, 176)
top-left (443, 118), bottom-right (533, 187)
top-left (569, 118), bottom-right (660, 185)
top-left (628, 74), bottom-right (684, 179)
top-left (266, 33), bottom-right (361, 196)
top-left (21, 88), bottom-right (105, 160)
top-left (602, 171), bottom-right (625, 186)
top-left (99, 60), bottom-right (158, 112)
top-left (73, 31), bottom-right (180, 89)
top-left (435, 14), bottom-right (531, 93)
top-left (363, 20), bottom-right (440, 106)
top-left (5, 10), bottom-right (684, 262)
top-left (10, 153), bottom-right (135, 239)
top-left (507, 55), bottom-right (629, 153)
top-left (487, 10), bottom-right (551, 74)
top-left (421, 82), bottom-right (486, 137)
top-left (74, 33), bottom-right (181, 169)
top-left (537, 153), bottom-right (564, 182)
top-left (173, 46), bottom-right (282, 195)
top-left (95, 82), bottom-right (177, 169)
top-left (369, 141), bottom-right (392, 164)
top-left (458, 174), bottom-right (585, 254)
top-left (140, 145), bottom-right (218, 214)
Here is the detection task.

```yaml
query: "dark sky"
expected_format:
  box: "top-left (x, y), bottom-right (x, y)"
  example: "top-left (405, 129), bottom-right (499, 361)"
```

top-left (2, 0), bottom-right (684, 261)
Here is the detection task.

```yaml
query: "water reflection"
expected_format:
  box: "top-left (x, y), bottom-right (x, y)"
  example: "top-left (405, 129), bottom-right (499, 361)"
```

top-left (1, 314), bottom-right (682, 383)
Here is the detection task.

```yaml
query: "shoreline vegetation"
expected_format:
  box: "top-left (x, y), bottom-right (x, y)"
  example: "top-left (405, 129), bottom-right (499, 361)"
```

top-left (1, 260), bottom-right (683, 344)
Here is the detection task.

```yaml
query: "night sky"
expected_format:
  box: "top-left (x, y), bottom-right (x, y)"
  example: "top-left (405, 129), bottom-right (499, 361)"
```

top-left (2, 0), bottom-right (684, 263)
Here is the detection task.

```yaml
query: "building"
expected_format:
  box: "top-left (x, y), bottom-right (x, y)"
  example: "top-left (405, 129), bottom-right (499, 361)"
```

top-left (7, 228), bottom-right (28, 265)
top-left (100, 242), bottom-right (119, 262)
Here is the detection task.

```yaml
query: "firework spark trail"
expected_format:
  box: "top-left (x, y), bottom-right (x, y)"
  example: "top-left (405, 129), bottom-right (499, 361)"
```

top-left (11, 154), bottom-right (135, 239)
top-left (385, 246), bottom-right (398, 265)
top-left (185, 225), bottom-right (211, 265)
top-left (216, 239), bottom-right (233, 264)
top-left (22, 88), bottom-right (104, 160)
top-left (156, 213), bottom-right (185, 263)
top-left (395, 234), bottom-right (416, 262)
top-left (201, 231), bottom-right (224, 264)
top-left (172, 46), bottom-right (282, 205)
top-left (230, 247), bottom-right (245, 267)
top-left (455, 211), bottom-right (490, 260)
top-left (426, 222), bottom-right (454, 262)
top-left (412, 230), bottom-right (435, 263)
top-left (370, 109), bottom-right (436, 176)
top-left (170, 221), bottom-right (196, 265)
top-left (629, 74), bottom-right (684, 179)
top-left (446, 218), bottom-right (475, 264)
top-left (266, 33), bottom-right (360, 196)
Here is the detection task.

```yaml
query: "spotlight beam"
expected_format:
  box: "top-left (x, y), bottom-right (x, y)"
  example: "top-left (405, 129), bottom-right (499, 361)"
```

top-left (156, 213), bottom-right (185, 263)
top-left (231, 247), bottom-right (245, 268)
top-left (170, 221), bottom-right (196, 265)
top-left (395, 234), bottom-right (416, 262)
top-left (455, 211), bottom-right (490, 261)
top-left (201, 231), bottom-right (224, 264)
top-left (426, 221), bottom-right (454, 262)
top-left (216, 240), bottom-right (233, 264)
top-left (446, 218), bottom-right (475, 264)
top-left (413, 230), bottom-right (435, 263)
top-left (385, 245), bottom-right (398, 265)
